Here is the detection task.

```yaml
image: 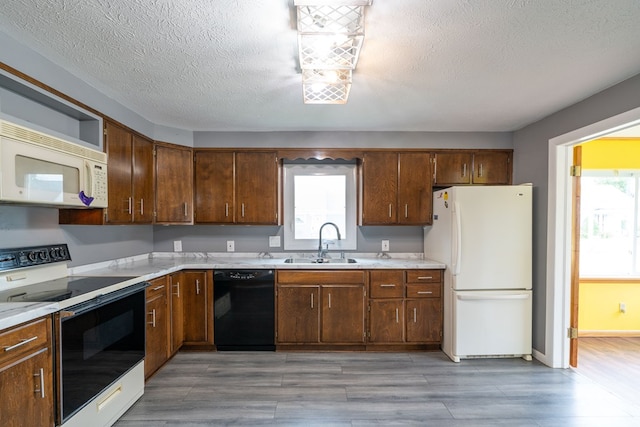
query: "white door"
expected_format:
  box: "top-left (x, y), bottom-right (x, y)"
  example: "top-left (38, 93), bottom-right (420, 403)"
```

top-left (452, 289), bottom-right (532, 359)
top-left (451, 185), bottom-right (532, 291)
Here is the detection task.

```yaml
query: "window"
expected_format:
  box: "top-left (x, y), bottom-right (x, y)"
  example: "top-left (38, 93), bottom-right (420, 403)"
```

top-left (283, 161), bottom-right (357, 251)
top-left (580, 171), bottom-right (640, 277)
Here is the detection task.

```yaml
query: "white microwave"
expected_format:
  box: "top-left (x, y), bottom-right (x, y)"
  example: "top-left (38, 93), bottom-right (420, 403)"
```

top-left (0, 119), bottom-right (108, 208)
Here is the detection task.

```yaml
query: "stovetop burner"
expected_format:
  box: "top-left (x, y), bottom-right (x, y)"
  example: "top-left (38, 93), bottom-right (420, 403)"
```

top-left (0, 275), bottom-right (138, 303)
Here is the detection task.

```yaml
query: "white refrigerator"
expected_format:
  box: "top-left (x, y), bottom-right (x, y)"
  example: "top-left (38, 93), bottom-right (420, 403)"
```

top-left (424, 185), bottom-right (532, 362)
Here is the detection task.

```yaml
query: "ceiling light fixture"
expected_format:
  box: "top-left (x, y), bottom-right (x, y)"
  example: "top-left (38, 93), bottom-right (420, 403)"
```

top-left (294, 0), bottom-right (373, 104)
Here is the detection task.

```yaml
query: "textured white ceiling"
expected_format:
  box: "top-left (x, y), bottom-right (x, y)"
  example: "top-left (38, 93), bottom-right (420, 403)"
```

top-left (1, 0), bottom-right (640, 132)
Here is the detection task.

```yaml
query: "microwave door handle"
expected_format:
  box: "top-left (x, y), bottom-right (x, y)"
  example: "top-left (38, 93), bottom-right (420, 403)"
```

top-left (85, 160), bottom-right (92, 197)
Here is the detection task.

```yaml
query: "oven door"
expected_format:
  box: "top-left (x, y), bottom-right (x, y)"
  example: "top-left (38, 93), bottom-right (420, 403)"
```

top-left (56, 283), bottom-right (146, 423)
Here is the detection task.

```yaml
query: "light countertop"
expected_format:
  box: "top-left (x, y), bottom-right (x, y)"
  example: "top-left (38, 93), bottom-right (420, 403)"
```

top-left (1, 252), bottom-right (446, 330)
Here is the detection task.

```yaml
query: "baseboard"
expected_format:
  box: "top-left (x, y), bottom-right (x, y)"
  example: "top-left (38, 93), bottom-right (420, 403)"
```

top-left (579, 330), bottom-right (640, 337)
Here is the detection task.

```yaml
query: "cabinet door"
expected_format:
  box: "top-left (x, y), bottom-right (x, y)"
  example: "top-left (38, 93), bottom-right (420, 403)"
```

top-left (235, 152), bottom-right (278, 224)
top-left (406, 299), bottom-right (442, 343)
top-left (132, 135), bottom-right (155, 223)
top-left (434, 152), bottom-right (472, 185)
top-left (105, 121), bottom-right (133, 223)
top-left (321, 285), bottom-right (365, 343)
top-left (155, 144), bottom-right (193, 223)
top-left (194, 151), bottom-right (234, 223)
top-left (368, 300), bottom-right (404, 343)
top-left (398, 152), bottom-right (432, 224)
top-left (182, 271), bottom-right (210, 344)
top-left (145, 291), bottom-right (168, 378)
top-left (0, 349), bottom-right (54, 427)
top-left (472, 151), bottom-right (512, 185)
top-left (362, 152), bottom-right (398, 224)
top-left (276, 285), bottom-right (319, 343)
top-left (169, 273), bottom-right (184, 354)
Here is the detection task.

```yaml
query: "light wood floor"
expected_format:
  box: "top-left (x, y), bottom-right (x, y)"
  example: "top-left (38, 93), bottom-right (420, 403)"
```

top-left (115, 347), bottom-right (640, 426)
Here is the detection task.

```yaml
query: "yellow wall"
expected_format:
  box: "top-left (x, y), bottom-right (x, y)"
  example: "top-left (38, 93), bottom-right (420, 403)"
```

top-left (579, 281), bottom-right (640, 334)
top-left (579, 137), bottom-right (640, 334)
top-left (581, 138), bottom-right (640, 169)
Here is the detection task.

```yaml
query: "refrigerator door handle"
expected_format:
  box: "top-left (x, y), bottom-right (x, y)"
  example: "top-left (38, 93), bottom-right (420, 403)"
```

top-left (452, 201), bottom-right (462, 275)
top-left (456, 293), bottom-right (530, 301)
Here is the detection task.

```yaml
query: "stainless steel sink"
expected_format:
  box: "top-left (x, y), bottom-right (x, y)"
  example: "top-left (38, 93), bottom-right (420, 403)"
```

top-left (283, 257), bottom-right (357, 264)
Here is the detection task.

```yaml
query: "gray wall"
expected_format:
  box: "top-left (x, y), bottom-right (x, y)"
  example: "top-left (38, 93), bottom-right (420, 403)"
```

top-left (513, 72), bottom-right (640, 353)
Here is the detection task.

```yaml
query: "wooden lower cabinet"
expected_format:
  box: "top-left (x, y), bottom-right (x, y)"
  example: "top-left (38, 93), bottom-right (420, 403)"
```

top-left (182, 270), bottom-right (214, 348)
top-left (368, 269), bottom-right (443, 348)
top-left (145, 276), bottom-right (170, 379)
top-left (276, 271), bottom-right (366, 346)
top-left (0, 316), bottom-right (54, 427)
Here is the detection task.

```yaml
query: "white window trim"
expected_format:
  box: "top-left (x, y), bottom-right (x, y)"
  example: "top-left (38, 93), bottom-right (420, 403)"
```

top-left (283, 163), bottom-right (358, 251)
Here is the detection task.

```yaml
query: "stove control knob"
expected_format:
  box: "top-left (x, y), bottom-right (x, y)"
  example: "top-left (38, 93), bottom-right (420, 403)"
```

top-left (38, 250), bottom-right (48, 261)
top-left (27, 252), bottom-right (37, 262)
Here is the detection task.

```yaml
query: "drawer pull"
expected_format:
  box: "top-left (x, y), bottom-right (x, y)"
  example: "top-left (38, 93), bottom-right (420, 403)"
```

top-left (34, 368), bottom-right (45, 398)
top-left (4, 336), bottom-right (38, 352)
top-left (380, 284), bottom-right (397, 288)
top-left (152, 285), bottom-right (165, 291)
top-left (417, 276), bottom-right (433, 280)
top-left (417, 291), bottom-right (433, 295)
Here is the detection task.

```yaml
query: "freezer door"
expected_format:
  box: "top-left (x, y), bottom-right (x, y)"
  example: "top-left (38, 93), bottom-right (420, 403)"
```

top-left (452, 289), bottom-right (532, 360)
top-left (451, 185), bottom-right (532, 291)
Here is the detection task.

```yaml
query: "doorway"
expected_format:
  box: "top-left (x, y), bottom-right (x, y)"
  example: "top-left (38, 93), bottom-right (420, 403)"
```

top-left (546, 106), bottom-right (640, 369)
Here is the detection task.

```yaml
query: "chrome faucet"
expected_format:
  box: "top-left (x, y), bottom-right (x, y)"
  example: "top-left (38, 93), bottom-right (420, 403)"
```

top-left (318, 222), bottom-right (341, 259)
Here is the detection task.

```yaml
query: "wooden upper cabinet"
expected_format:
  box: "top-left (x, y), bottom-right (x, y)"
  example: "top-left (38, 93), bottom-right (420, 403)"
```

top-left (193, 150), bottom-right (278, 225)
top-left (362, 152), bottom-right (398, 224)
top-left (131, 135), bottom-right (155, 222)
top-left (235, 152), bottom-right (278, 224)
top-left (105, 121), bottom-right (134, 223)
top-left (398, 152), bottom-right (432, 224)
top-left (433, 152), bottom-right (473, 185)
top-left (194, 151), bottom-right (234, 223)
top-left (362, 151), bottom-right (432, 225)
top-left (434, 150), bottom-right (512, 186)
top-left (155, 144), bottom-right (193, 224)
top-left (471, 151), bottom-right (512, 185)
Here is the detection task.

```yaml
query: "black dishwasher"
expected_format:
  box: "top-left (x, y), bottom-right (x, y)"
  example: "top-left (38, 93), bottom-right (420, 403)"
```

top-left (213, 270), bottom-right (275, 351)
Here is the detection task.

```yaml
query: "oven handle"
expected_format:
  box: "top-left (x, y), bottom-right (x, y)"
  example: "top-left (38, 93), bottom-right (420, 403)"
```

top-left (61, 282), bottom-right (148, 319)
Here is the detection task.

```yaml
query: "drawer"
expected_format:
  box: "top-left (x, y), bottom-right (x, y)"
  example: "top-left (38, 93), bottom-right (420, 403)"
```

top-left (146, 276), bottom-right (168, 300)
top-left (406, 283), bottom-right (441, 298)
top-left (369, 270), bottom-right (404, 298)
top-left (0, 316), bottom-right (51, 366)
top-left (277, 270), bottom-right (365, 284)
top-left (405, 270), bottom-right (442, 284)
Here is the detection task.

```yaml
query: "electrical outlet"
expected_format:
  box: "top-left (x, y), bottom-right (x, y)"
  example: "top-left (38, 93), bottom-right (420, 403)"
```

top-left (269, 236), bottom-right (281, 248)
top-left (381, 240), bottom-right (390, 252)
top-left (173, 240), bottom-right (182, 252)
top-left (226, 240), bottom-right (235, 252)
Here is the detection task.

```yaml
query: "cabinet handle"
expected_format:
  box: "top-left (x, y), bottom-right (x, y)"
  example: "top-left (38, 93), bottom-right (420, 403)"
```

top-left (225, 203), bottom-right (229, 217)
top-left (405, 204), bottom-right (408, 218)
top-left (462, 163), bottom-right (467, 177)
top-left (196, 280), bottom-right (200, 295)
top-left (148, 309), bottom-right (156, 327)
top-left (310, 293), bottom-right (314, 309)
top-left (417, 276), bottom-right (433, 280)
top-left (3, 336), bottom-right (38, 352)
top-left (152, 285), bottom-right (165, 291)
top-left (34, 368), bottom-right (45, 398)
top-left (139, 198), bottom-right (144, 215)
top-left (395, 307), bottom-right (399, 323)
top-left (388, 204), bottom-right (392, 218)
top-left (478, 163), bottom-right (483, 177)
top-left (413, 307), bottom-right (417, 323)
top-left (184, 203), bottom-right (188, 217)
top-left (328, 293), bottom-right (331, 309)
top-left (125, 197), bottom-right (132, 214)
top-left (417, 291), bottom-right (433, 295)
top-left (380, 284), bottom-right (396, 288)
top-left (241, 203), bottom-right (245, 218)
top-left (173, 282), bottom-right (180, 298)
